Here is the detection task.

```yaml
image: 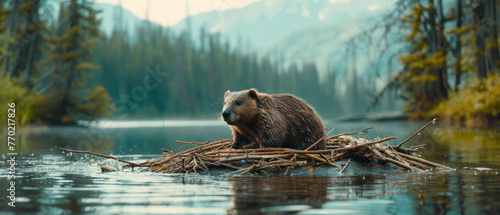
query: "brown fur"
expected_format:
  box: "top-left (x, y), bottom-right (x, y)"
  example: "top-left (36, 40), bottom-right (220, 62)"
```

top-left (221, 89), bottom-right (326, 150)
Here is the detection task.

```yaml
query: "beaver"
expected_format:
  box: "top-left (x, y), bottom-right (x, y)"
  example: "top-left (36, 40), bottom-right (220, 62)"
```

top-left (221, 89), bottom-right (326, 150)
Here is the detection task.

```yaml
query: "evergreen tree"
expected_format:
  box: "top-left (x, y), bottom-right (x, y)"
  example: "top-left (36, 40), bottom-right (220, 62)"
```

top-left (40, 0), bottom-right (114, 124)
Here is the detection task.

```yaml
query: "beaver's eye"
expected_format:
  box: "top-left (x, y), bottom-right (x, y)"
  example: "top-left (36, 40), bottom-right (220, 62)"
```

top-left (235, 101), bottom-right (241, 106)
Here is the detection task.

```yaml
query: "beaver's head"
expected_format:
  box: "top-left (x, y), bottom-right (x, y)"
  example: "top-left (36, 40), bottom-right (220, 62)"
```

top-left (222, 89), bottom-right (261, 125)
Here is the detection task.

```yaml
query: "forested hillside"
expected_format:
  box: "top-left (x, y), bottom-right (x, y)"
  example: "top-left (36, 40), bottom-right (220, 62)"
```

top-left (1, 0), bottom-right (386, 126)
top-left (91, 26), bottom-right (365, 119)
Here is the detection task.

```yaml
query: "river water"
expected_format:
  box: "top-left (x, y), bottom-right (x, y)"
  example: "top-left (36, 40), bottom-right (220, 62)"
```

top-left (1, 120), bottom-right (499, 214)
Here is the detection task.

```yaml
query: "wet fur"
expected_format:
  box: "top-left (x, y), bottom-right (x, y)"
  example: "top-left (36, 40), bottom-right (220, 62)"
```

top-left (222, 89), bottom-right (326, 150)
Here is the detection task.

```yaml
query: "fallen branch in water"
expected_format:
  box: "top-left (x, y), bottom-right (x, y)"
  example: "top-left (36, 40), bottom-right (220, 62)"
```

top-left (58, 148), bottom-right (143, 167)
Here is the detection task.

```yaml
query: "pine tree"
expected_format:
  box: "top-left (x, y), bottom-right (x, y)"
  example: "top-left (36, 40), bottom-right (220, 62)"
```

top-left (0, 0), bottom-right (10, 72)
top-left (1, 0), bottom-right (20, 76)
top-left (40, 0), bottom-right (114, 124)
top-left (393, 0), bottom-right (451, 117)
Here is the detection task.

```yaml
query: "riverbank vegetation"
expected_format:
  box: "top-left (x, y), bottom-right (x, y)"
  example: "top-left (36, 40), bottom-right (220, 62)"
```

top-left (395, 0), bottom-right (500, 125)
top-left (353, 0), bottom-right (500, 125)
top-left (429, 74), bottom-right (500, 126)
top-left (0, 74), bottom-right (39, 126)
top-left (1, 0), bottom-right (115, 126)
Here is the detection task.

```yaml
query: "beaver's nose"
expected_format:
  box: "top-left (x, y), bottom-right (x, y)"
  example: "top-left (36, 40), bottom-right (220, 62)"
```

top-left (222, 109), bottom-right (230, 120)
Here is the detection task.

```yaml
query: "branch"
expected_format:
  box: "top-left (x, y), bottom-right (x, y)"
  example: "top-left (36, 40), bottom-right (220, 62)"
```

top-left (333, 136), bottom-right (396, 152)
top-left (395, 118), bottom-right (438, 148)
top-left (59, 148), bottom-right (143, 167)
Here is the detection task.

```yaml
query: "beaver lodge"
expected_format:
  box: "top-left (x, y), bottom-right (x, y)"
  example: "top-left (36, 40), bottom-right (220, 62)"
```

top-left (60, 118), bottom-right (450, 175)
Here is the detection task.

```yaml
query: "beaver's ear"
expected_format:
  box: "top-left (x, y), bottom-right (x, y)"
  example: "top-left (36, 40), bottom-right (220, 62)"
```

top-left (224, 90), bottom-right (230, 97)
top-left (248, 89), bottom-right (262, 108)
top-left (247, 89), bottom-right (258, 100)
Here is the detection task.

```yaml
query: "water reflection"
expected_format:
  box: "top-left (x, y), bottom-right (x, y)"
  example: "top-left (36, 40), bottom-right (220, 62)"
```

top-left (229, 176), bottom-right (330, 214)
top-left (228, 172), bottom-right (499, 214)
top-left (1, 120), bottom-right (499, 214)
top-left (415, 126), bottom-right (500, 168)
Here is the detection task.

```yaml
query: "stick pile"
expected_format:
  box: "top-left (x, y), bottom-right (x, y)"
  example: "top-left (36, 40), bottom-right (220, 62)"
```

top-left (60, 118), bottom-right (449, 175)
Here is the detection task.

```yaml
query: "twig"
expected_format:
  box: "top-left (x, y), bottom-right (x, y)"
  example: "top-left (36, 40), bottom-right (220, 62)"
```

top-left (218, 154), bottom-right (291, 162)
top-left (377, 125), bottom-right (384, 138)
top-left (155, 139), bottom-right (231, 165)
top-left (384, 147), bottom-right (412, 169)
top-left (319, 153), bottom-right (330, 163)
top-left (305, 136), bottom-right (325, 151)
top-left (333, 136), bottom-right (396, 152)
top-left (328, 127), bottom-right (373, 139)
top-left (227, 166), bottom-right (251, 175)
top-left (385, 156), bottom-right (414, 172)
top-left (331, 152), bottom-right (345, 160)
top-left (210, 162), bottom-right (241, 170)
top-left (176, 141), bottom-right (203, 145)
top-left (326, 128), bottom-right (335, 135)
top-left (369, 147), bottom-right (387, 161)
top-left (396, 152), bottom-right (450, 169)
top-left (409, 144), bottom-right (427, 150)
top-left (301, 154), bottom-right (340, 167)
top-left (405, 159), bottom-right (432, 170)
top-left (194, 155), bottom-right (210, 172)
top-left (304, 128), bottom-right (336, 151)
top-left (340, 159), bottom-right (351, 173)
top-left (59, 148), bottom-right (143, 167)
top-left (395, 118), bottom-right (438, 148)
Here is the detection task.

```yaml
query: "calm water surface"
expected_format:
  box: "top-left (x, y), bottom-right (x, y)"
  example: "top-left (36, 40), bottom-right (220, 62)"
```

top-left (1, 120), bottom-right (499, 214)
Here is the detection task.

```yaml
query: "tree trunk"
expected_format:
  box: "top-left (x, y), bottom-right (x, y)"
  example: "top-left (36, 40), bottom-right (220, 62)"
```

top-left (473, 0), bottom-right (488, 79)
top-left (426, 0), bottom-right (448, 100)
top-left (488, 0), bottom-right (500, 73)
top-left (60, 0), bottom-right (80, 116)
top-left (454, 0), bottom-right (463, 92)
top-left (437, 0), bottom-right (449, 98)
top-left (2, 0), bottom-right (20, 76)
top-left (24, 0), bottom-right (41, 89)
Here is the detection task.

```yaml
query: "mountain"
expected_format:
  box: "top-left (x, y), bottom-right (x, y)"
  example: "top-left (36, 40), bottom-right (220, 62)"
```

top-left (94, 3), bottom-right (149, 39)
top-left (261, 13), bottom-right (405, 79)
top-left (46, 0), bottom-right (402, 80)
top-left (172, 0), bottom-right (397, 50)
top-left (47, 1), bottom-right (159, 42)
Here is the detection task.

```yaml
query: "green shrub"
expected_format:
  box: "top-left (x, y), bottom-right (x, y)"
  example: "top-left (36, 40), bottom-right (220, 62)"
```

top-left (0, 74), bottom-right (41, 129)
top-left (430, 74), bottom-right (500, 122)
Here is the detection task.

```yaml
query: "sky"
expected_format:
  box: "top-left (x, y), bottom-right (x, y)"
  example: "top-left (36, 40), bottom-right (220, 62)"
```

top-left (95, 0), bottom-right (259, 26)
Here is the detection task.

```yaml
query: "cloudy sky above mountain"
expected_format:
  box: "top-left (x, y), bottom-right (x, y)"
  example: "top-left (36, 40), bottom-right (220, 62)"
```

top-left (95, 0), bottom-right (387, 27)
top-left (95, 0), bottom-right (259, 26)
